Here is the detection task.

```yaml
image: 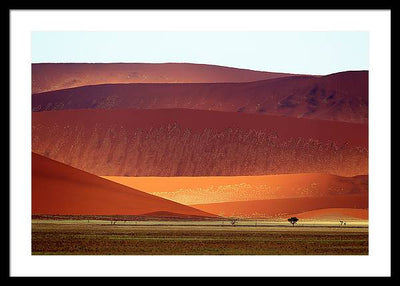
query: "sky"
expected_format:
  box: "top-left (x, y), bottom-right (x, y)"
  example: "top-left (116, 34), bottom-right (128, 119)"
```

top-left (31, 31), bottom-right (368, 75)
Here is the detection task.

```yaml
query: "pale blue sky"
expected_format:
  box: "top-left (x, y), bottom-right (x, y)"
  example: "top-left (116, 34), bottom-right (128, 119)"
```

top-left (31, 31), bottom-right (368, 75)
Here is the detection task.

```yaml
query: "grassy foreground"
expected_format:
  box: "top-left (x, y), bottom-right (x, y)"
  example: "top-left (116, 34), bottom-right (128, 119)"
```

top-left (32, 219), bottom-right (368, 255)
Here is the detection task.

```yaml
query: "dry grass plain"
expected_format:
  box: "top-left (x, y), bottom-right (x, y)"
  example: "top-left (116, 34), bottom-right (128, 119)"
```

top-left (32, 218), bottom-right (368, 255)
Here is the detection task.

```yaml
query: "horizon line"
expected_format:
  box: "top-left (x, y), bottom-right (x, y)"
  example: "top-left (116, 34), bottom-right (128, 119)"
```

top-left (30, 61), bottom-right (369, 77)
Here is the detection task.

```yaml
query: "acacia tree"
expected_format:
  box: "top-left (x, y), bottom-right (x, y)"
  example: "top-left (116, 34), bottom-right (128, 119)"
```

top-left (288, 217), bottom-right (299, 227)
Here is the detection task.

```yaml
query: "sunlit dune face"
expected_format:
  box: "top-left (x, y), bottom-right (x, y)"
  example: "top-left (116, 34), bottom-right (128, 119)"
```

top-left (191, 194), bottom-right (368, 219)
top-left (289, 208), bottom-right (368, 220)
top-left (102, 174), bottom-right (368, 205)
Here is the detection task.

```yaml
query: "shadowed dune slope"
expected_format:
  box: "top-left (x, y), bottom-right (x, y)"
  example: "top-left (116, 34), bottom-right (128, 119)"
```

top-left (32, 63), bottom-right (298, 93)
top-left (102, 174), bottom-right (368, 205)
top-left (31, 152), bottom-right (217, 217)
top-left (191, 194), bottom-right (368, 219)
top-left (32, 108), bottom-right (368, 177)
top-left (32, 70), bottom-right (368, 123)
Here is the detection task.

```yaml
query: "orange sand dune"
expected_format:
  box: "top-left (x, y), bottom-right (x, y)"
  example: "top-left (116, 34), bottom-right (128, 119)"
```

top-left (31, 152), bottom-right (217, 217)
top-left (191, 194), bottom-right (368, 219)
top-left (32, 70), bottom-right (368, 123)
top-left (32, 63), bottom-right (298, 93)
top-left (288, 208), bottom-right (368, 220)
top-left (102, 174), bottom-right (368, 205)
top-left (32, 108), bottom-right (368, 177)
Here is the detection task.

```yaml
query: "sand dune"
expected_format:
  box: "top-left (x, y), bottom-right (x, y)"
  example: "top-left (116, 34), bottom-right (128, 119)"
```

top-left (32, 63), bottom-right (298, 93)
top-left (288, 208), bottom-right (368, 220)
top-left (191, 194), bottom-right (368, 219)
top-left (32, 108), bottom-right (368, 177)
top-left (102, 174), bottom-right (368, 205)
top-left (32, 70), bottom-right (368, 123)
top-left (31, 152), bottom-right (217, 217)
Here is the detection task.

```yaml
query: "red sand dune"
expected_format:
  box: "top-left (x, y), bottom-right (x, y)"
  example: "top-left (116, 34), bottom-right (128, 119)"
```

top-left (102, 174), bottom-right (368, 205)
top-left (288, 208), bottom-right (368, 220)
top-left (31, 152), bottom-right (217, 217)
top-left (32, 108), bottom-right (368, 177)
top-left (191, 194), bottom-right (368, 219)
top-left (32, 63), bottom-right (298, 93)
top-left (32, 70), bottom-right (368, 123)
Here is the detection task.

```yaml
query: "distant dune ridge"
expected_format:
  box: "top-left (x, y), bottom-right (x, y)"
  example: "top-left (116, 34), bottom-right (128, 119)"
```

top-left (32, 108), bottom-right (368, 177)
top-left (32, 152), bottom-right (217, 217)
top-left (32, 63), bottom-right (298, 93)
top-left (32, 69), bottom-right (368, 124)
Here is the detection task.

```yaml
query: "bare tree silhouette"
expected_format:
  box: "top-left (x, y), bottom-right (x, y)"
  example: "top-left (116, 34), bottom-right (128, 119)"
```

top-left (230, 218), bottom-right (238, 226)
